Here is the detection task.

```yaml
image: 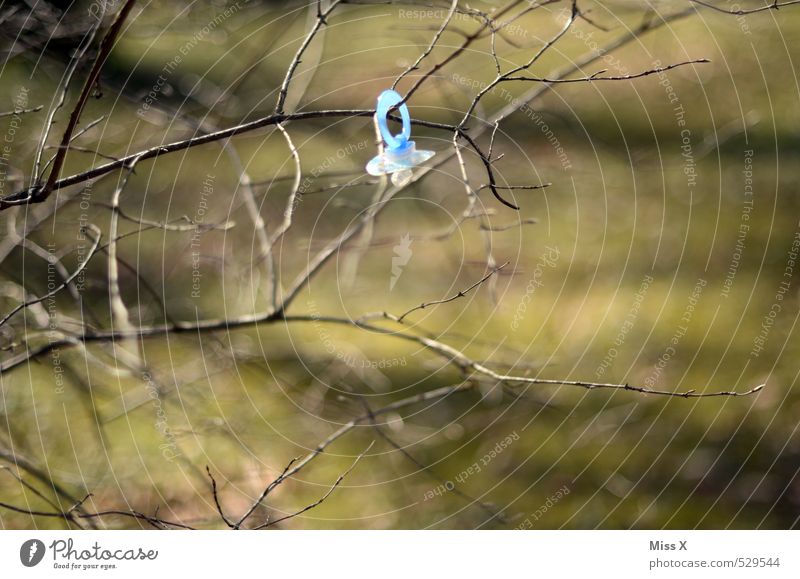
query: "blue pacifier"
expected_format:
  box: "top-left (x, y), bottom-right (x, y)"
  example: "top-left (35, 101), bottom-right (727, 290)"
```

top-left (366, 89), bottom-right (435, 187)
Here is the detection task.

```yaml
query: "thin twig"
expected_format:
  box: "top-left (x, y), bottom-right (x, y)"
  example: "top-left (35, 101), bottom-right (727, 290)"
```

top-left (106, 155), bottom-right (145, 357)
top-left (0, 110), bottom-right (456, 207)
top-left (234, 457), bottom-right (299, 529)
top-left (0, 105), bottom-right (43, 118)
top-left (253, 442), bottom-right (374, 530)
top-left (35, 0), bottom-right (138, 204)
top-left (396, 262), bottom-right (508, 322)
top-left (392, 0), bottom-right (459, 89)
top-left (205, 466), bottom-right (234, 528)
top-left (266, 123), bottom-right (303, 305)
top-left (503, 59), bottom-right (710, 84)
top-left (0, 225), bottom-right (102, 328)
top-left (274, 0), bottom-right (343, 114)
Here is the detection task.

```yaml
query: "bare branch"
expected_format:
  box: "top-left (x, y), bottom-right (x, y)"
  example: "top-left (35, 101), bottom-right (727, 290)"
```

top-left (0, 105), bottom-right (42, 118)
top-left (234, 457), bottom-right (299, 530)
top-left (392, 0), bottom-right (459, 89)
top-left (266, 123), bottom-right (304, 305)
top-left (34, 0), bottom-right (138, 205)
top-left (205, 466), bottom-right (234, 528)
top-left (31, 16), bottom-right (106, 183)
top-left (396, 262), bottom-right (509, 323)
top-left (0, 110), bottom-right (455, 208)
top-left (690, 0), bottom-right (800, 15)
top-left (274, 0), bottom-right (343, 114)
top-left (360, 401), bottom-right (505, 521)
top-left (280, 315), bottom-right (766, 400)
top-left (0, 500), bottom-right (194, 530)
top-left (503, 59), bottom-right (710, 84)
top-left (106, 155), bottom-right (145, 355)
top-left (0, 225), bottom-right (102, 328)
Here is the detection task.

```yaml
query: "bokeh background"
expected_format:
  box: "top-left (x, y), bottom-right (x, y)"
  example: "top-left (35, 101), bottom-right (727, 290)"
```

top-left (0, 0), bottom-right (798, 529)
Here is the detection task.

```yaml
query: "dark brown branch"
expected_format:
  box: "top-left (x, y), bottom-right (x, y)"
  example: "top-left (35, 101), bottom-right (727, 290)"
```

top-left (0, 5), bottom-right (710, 378)
top-left (690, 0), bottom-right (800, 15)
top-left (274, 0), bottom-right (343, 114)
top-left (457, 130), bottom-right (519, 209)
top-left (252, 442), bottom-right (373, 530)
top-left (205, 466), bottom-right (234, 528)
top-left (285, 315), bottom-right (767, 399)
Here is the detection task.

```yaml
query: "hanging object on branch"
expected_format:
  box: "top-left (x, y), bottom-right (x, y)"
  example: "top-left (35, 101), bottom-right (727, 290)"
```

top-left (366, 89), bottom-right (435, 187)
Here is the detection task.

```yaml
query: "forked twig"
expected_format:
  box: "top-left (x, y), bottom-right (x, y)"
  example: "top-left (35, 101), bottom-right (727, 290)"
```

top-left (253, 442), bottom-right (374, 530)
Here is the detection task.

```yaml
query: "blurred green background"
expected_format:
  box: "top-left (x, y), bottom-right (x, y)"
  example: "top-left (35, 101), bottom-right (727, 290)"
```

top-left (0, 0), bottom-right (798, 529)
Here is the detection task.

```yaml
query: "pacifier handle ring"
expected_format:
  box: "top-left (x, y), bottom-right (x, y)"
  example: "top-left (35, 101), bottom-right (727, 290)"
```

top-left (376, 89), bottom-right (411, 150)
